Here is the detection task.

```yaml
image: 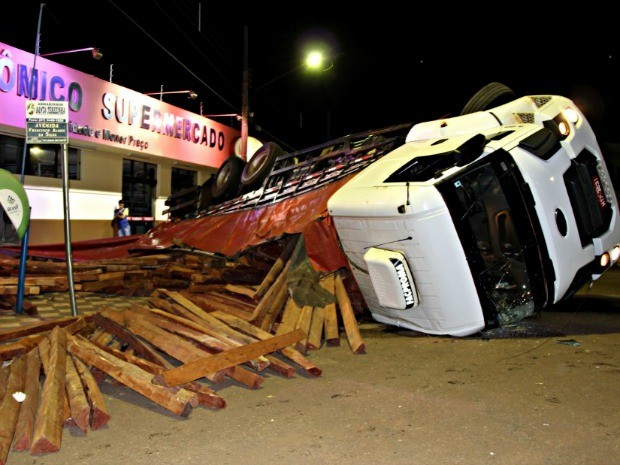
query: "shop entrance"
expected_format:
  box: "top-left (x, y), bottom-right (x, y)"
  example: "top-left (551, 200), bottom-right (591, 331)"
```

top-left (122, 159), bottom-right (157, 235)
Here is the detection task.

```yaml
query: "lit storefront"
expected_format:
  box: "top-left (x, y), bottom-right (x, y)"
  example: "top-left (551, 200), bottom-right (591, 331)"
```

top-left (0, 41), bottom-right (240, 245)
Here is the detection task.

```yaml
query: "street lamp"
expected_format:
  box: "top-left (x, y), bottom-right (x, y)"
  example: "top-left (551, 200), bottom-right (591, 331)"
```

top-left (144, 87), bottom-right (198, 101)
top-left (239, 46), bottom-right (334, 159)
top-left (40, 47), bottom-right (103, 60)
top-left (253, 51), bottom-right (332, 92)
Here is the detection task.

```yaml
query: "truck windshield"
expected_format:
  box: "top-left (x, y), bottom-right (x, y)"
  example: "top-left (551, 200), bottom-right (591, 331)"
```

top-left (438, 150), bottom-right (549, 327)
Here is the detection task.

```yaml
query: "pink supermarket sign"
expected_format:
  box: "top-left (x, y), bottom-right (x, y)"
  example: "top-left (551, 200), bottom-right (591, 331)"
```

top-left (0, 41), bottom-right (239, 168)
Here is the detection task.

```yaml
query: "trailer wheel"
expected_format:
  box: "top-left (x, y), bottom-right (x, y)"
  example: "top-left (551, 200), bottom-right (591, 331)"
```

top-left (240, 142), bottom-right (284, 193)
top-left (460, 82), bottom-right (515, 115)
top-left (211, 156), bottom-right (246, 201)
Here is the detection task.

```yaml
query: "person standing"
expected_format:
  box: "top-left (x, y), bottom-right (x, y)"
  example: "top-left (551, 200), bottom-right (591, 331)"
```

top-left (113, 199), bottom-right (131, 236)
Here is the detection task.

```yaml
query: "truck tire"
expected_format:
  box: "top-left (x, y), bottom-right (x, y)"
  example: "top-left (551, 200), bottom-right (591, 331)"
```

top-left (211, 156), bottom-right (246, 201)
top-left (460, 82), bottom-right (515, 115)
top-left (240, 142), bottom-right (284, 193)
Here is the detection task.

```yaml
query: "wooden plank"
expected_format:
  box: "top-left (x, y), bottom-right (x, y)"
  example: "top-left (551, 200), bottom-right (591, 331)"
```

top-left (264, 354), bottom-right (296, 378)
top-left (0, 366), bottom-right (9, 399)
top-left (71, 356), bottom-right (111, 430)
top-left (295, 305), bottom-right (314, 353)
top-left (0, 335), bottom-right (45, 363)
top-left (87, 344), bottom-right (225, 410)
top-left (12, 348), bottom-right (41, 451)
top-left (121, 307), bottom-right (264, 390)
top-left (224, 284), bottom-right (257, 299)
top-left (253, 235), bottom-right (299, 299)
top-left (92, 311), bottom-right (169, 366)
top-left (0, 356), bottom-right (26, 465)
top-left (334, 273), bottom-right (366, 354)
top-left (154, 329), bottom-right (306, 387)
top-left (259, 277), bottom-right (290, 332)
top-left (210, 310), bottom-right (322, 377)
top-left (275, 298), bottom-right (303, 336)
top-left (249, 256), bottom-right (292, 326)
top-left (0, 285), bottom-right (40, 296)
top-left (306, 306), bottom-right (325, 350)
top-left (120, 311), bottom-right (226, 384)
top-left (185, 293), bottom-right (254, 320)
top-left (156, 290), bottom-right (253, 342)
top-left (143, 306), bottom-right (250, 348)
top-left (38, 337), bottom-right (73, 427)
top-left (0, 317), bottom-right (81, 344)
top-left (65, 356), bottom-right (90, 434)
top-left (320, 274), bottom-right (340, 346)
top-left (31, 326), bottom-right (67, 454)
top-left (140, 307), bottom-right (270, 373)
top-left (68, 335), bottom-right (198, 417)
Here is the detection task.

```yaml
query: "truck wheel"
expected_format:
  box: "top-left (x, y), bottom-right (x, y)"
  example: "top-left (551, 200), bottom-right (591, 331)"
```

top-left (240, 142), bottom-right (284, 193)
top-left (460, 82), bottom-right (515, 115)
top-left (211, 156), bottom-right (246, 201)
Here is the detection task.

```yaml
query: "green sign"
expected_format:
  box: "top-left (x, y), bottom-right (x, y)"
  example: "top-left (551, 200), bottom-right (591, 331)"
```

top-left (0, 169), bottom-right (30, 239)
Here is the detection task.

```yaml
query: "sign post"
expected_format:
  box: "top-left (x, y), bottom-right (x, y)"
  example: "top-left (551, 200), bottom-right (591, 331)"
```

top-left (25, 101), bottom-right (78, 316)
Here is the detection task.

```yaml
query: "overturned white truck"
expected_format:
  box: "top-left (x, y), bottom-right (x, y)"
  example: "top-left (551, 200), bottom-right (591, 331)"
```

top-left (327, 89), bottom-right (620, 336)
top-left (171, 83), bottom-right (620, 337)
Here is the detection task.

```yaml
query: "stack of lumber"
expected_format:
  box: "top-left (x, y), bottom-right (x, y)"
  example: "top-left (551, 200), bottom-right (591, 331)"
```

top-left (0, 234), bottom-right (367, 463)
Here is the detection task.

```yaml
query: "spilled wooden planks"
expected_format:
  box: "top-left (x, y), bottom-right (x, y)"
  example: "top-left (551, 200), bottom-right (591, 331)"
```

top-left (0, 234), bottom-right (371, 463)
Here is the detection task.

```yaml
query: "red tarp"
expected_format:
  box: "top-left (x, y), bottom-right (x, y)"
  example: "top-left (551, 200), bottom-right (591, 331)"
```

top-left (3, 176), bottom-right (354, 273)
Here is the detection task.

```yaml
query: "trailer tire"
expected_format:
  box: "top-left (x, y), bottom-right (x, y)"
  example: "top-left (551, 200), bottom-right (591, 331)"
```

top-left (240, 142), bottom-right (284, 193)
top-left (212, 156), bottom-right (246, 201)
top-left (460, 82), bottom-right (515, 115)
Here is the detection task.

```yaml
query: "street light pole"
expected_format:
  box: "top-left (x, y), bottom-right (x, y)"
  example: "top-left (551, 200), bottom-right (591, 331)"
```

top-left (16, 3), bottom-right (79, 317)
top-left (240, 25), bottom-right (249, 161)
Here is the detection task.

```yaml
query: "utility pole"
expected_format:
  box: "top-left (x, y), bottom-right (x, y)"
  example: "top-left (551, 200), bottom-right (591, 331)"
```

top-left (240, 25), bottom-right (249, 160)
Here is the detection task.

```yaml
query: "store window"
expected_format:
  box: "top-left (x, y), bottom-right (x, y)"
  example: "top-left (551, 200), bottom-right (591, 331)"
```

top-left (171, 167), bottom-right (197, 194)
top-left (0, 135), bottom-right (80, 179)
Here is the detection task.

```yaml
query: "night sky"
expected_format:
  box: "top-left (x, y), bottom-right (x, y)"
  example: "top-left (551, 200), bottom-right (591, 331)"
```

top-left (4, 1), bottom-right (619, 152)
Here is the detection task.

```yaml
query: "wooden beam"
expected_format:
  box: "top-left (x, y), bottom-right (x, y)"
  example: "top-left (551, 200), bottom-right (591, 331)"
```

top-left (0, 356), bottom-right (26, 464)
top-left (211, 310), bottom-right (322, 377)
top-left (154, 329), bottom-right (306, 387)
top-left (67, 335), bottom-right (198, 417)
top-left (71, 356), bottom-right (111, 430)
top-left (0, 317), bottom-right (81, 344)
top-left (249, 255), bottom-right (293, 325)
top-left (65, 356), bottom-right (90, 434)
top-left (334, 273), bottom-right (366, 354)
top-left (320, 274), bottom-right (340, 346)
top-left (12, 348), bottom-right (41, 451)
top-left (31, 326), bottom-right (67, 454)
top-left (307, 306), bottom-right (325, 350)
top-left (253, 234), bottom-right (299, 299)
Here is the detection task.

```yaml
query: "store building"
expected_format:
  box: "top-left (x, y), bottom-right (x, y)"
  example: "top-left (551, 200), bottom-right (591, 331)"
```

top-left (0, 41), bottom-right (240, 245)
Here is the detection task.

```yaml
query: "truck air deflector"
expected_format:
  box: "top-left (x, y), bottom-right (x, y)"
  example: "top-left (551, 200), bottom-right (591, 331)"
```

top-left (518, 127), bottom-right (561, 160)
top-left (384, 134), bottom-right (486, 183)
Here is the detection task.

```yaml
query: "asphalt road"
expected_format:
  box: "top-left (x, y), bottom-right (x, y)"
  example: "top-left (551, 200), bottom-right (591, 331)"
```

top-left (4, 269), bottom-right (619, 465)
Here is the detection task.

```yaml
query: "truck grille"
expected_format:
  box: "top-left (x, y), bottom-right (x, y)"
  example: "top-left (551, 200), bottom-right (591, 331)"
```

top-left (563, 149), bottom-right (613, 246)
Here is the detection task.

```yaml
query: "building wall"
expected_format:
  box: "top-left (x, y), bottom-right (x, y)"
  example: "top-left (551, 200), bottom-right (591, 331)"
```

top-left (0, 41), bottom-right (240, 246)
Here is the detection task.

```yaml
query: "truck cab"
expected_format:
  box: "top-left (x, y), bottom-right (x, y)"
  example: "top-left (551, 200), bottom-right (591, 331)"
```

top-left (328, 94), bottom-right (620, 336)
